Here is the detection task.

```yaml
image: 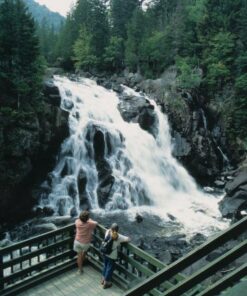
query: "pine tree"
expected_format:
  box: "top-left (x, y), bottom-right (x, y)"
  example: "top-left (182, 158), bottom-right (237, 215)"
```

top-left (73, 26), bottom-right (97, 70)
top-left (125, 7), bottom-right (145, 72)
top-left (0, 0), bottom-right (42, 105)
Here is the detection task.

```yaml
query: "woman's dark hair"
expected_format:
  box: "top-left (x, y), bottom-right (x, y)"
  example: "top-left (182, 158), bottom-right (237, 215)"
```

top-left (111, 223), bottom-right (119, 232)
top-left (79, 210), bottom-right (89, 223)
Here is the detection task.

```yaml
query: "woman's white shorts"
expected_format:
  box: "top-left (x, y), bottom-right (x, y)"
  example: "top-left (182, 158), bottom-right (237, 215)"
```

top-left (73, 240), bottom-right (90, 253)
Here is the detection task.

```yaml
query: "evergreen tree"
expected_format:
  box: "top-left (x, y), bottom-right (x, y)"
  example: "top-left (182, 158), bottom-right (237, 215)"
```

top-left (125, 7), bottom-right (145, 72)
top-left (103, 36), bottom-right (124, 71)
top-left (110, 0), bottom-right (140, 39)
top-left (0, 0), bottom-right (43, 105)
top-left (55, 11), bottom-right (78, 70)
top-left (73, 26), bottom-right (97, 70)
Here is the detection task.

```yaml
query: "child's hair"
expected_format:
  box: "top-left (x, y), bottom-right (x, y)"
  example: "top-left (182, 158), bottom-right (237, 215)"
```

top-left (79, 210), bottom-right (89, 223)
top-left (111, 223), bottom-right (119, 232)
top-left (111, 231), bottom-right (118, 240)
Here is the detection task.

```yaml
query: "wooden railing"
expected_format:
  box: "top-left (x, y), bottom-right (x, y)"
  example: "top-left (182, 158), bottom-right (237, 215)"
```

top-left (0, 224), bottom-right (75, 296)
top-left (0, 223), bottom-right (187, 296)
top-left (124, 216), bottom-right (247, 296)
top-left (1, 217), bottom-right (246, 296)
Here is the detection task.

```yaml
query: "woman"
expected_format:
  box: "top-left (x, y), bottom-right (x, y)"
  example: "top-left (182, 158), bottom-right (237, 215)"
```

top-left (74, 210), bottom-right (97, 274)
top-left (101, 223), bottom-right (130, 289)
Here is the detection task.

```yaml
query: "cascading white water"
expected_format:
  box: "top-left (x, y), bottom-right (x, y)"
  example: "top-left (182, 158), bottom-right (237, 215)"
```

top-left (217, 146), bottom-right (230, 168)
top-left (39, 76), bottom-right (227, 236)
top-left (200, 108), bottom-right (208, 130)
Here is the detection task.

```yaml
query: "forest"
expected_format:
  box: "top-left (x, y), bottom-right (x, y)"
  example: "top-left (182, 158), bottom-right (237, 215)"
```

top-left (0, 0), bottom-right (246, 145)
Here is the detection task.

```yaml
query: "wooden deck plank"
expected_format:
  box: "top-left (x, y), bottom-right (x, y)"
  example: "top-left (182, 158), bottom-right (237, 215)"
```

top-left (18, 265), bottom-right (124, 296)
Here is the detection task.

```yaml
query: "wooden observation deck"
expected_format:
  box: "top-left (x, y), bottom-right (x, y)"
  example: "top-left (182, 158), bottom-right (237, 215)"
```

top-left (0, 217), bottom-right (247, 296)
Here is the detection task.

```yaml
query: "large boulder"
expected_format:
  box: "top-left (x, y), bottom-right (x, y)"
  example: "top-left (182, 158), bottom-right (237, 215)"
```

top-left (96, 159), bottom-right (115, 207)
top-left (219, 167), bottom-right (247, 218)
top-left (43, 80), bottom-right (61, 107)
top-left (118, 93), bottom-right (158, 137)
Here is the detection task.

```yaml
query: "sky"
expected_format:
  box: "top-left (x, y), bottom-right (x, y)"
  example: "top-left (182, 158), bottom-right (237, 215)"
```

top-left (35, 0), bottom-right (76, 16)
top-left (34, 0), bottom-right (154, 16)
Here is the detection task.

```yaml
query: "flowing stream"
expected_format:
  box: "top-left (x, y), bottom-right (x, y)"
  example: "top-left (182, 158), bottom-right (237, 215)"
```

top-left (39, 76), bottom-right (227, 236)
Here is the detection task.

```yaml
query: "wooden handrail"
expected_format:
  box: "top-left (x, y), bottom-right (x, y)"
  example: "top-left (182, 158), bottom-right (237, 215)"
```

top-left (0, 223), bottom-right (75, 255)
top-left (162, 240), bottom-right (247, 296)
top-left (124, 216), bottom-right (247, 296)
top-left (2, 217), bottom-right (245, 296)
top-left (0, 222), bottom-right (176, 295)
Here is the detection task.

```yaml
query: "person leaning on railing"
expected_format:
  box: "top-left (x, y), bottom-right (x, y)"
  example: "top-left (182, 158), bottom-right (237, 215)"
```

top-left (73, 210), bottom-right (98, 274)
top-left (101, 223), bottom-right (130, 289)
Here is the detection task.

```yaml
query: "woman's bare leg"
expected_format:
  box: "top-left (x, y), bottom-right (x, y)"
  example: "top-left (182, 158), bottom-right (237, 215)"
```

top-left (77, 252), bottom-right (83, 272)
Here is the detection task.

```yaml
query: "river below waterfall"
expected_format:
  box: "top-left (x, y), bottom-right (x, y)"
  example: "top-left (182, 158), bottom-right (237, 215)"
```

top-left (1, 76), bottom-right (229, 255)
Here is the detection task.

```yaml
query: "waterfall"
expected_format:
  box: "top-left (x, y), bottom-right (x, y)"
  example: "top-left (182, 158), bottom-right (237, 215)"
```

top-left (200, 108), bottom-right (207, 130)
top-left (217, 146), bottom-right (230, 169)
top-left (39, 76), bottom-right (227, 235)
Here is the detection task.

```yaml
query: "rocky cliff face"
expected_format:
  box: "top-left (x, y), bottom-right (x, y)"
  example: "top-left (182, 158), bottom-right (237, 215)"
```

top-left (0, 81), bottom-right (69, 226)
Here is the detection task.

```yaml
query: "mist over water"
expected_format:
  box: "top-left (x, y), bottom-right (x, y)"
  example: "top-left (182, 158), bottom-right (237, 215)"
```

top-left (39, 76), bottom-right (228, 236)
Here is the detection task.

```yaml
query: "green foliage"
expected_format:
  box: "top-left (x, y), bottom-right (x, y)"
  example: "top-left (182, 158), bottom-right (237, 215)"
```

top-left (176, 57), bottom-right (202, 89)
top-left (110, 0), bottom-right (140, 39)
top-left (141, 30), bottom-right (174, 76)
top-left (125, 8), bottom-right (145, 72)
top-left (103, 37), bottom-right (124, 71)
top-left (187, 0), bottom-right (207, 24)
top-left (0, 106), bottom-right (35, 125)
top-left (0, 0), bottom-right (44, 104)
top-left (73, 26), bottom-right (97, 70)
top-left (235, 74), bottom-right (247, 95)
top-left (56, 0), bottom-right (109, 70)
top-left (203, 31), bottom-right (235, 88)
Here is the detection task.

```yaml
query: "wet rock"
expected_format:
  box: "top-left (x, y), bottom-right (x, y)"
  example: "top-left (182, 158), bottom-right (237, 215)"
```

top-left (135, 214), bottom-right (143, 223)
top-left (138, 105), bottom-right (158, 137)
top-left (189, 233), bottom-right (207, 246)
top-left (214, 180), bottom-right (225, 188)
top-left (225, 168), bottom-right (247, 196)
top-left (97, 175), bottom-right (115, 208)
top-left (93, 130), bottom-right (105, 160)
top-left (118, 94), bottom-right (158, 136)
top-left (43, 80), bottom-right (61, 107)
top-left (70, 207), bottom-right (78, 217)
top-left (0, 238), bottom-right (11, 248)
top-left (118, 94), bottom-right (149, 122)
top-left (112, 83), bottom-right (123, 93)
top-left (77, 169), bottom-right (87, 199)
top-left (220, 195), bottom-right (247, 218)
top-left (57, 198), bottom-right (67, 216)
top-left (167, 213), bottom-right (177, 221)
top-left (219, 167), bottom-right (247, 219)
top-left (43, 206), bottom-right (55, 216)
top-left (161, 250), bottom-right (173, 264)
top-left (63, 99), bottom-right (74, 110)
top-left (41, 216), bottom-right (72, 226)
top-left (33, 223), bottom-right (57, 233)
top-left (67, 181), bottom-right (77, 200)
top-left (96, 159), bottom-right (112, 179)
top-left (172, 132), bottom-right (191, 157)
